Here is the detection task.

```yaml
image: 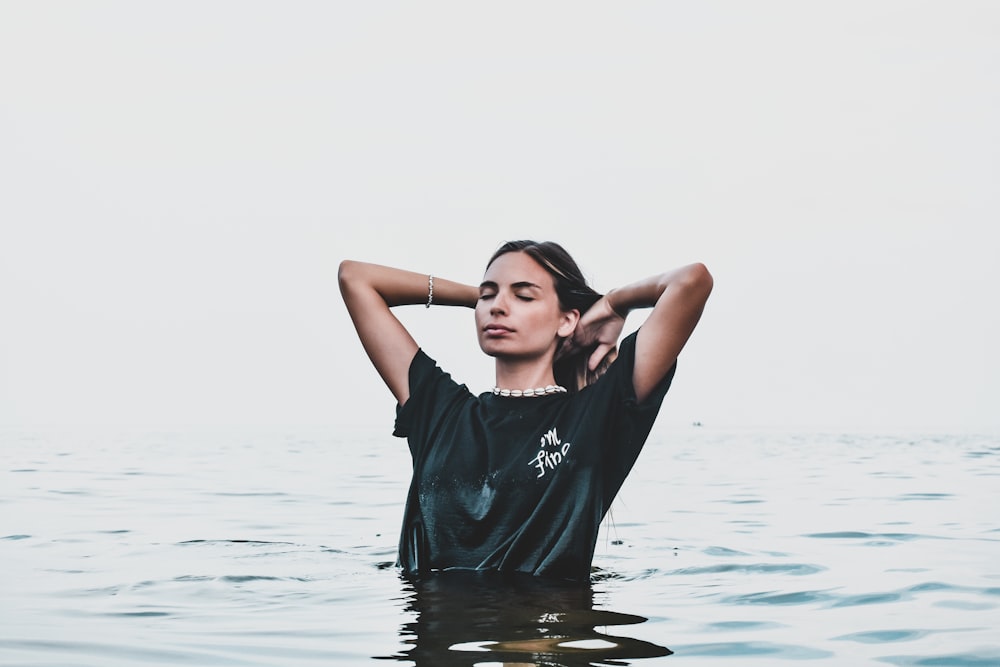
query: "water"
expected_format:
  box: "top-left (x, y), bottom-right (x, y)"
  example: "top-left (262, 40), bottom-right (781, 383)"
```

top-left (2, 427), bottom-right (999, 666)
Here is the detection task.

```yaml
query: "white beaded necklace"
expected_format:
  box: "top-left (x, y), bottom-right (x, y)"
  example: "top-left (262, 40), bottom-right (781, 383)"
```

top-left (491, 384), bottom-right (567, 398)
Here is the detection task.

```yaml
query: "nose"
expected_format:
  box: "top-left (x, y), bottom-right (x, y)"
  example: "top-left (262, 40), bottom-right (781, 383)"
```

top-left (490, 291), bottom-right (509, 315)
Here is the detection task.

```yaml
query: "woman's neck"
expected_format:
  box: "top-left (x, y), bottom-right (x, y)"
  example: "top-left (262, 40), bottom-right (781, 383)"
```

top-left (493, 358), bottom-right (557, 391)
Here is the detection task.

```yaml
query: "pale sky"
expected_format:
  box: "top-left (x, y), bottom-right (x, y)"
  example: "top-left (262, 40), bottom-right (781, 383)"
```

top-left (1, 2), bottom-right (997, 432)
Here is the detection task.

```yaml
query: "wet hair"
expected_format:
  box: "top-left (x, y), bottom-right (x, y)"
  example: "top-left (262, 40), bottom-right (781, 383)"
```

top-left (486, 240), bottom-right (617, 392)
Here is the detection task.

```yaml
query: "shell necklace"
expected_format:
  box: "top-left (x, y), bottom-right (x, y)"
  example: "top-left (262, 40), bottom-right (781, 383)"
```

top-left (492, 384), bottom-right (567, 397)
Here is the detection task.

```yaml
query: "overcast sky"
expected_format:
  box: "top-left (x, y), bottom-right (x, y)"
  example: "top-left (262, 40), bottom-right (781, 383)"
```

top-left (1, 2), bottom-right (997, 433)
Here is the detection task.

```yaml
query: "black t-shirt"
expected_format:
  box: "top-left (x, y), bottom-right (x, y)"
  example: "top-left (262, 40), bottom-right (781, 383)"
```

top-left (392, 331), bottom-right (675, 581)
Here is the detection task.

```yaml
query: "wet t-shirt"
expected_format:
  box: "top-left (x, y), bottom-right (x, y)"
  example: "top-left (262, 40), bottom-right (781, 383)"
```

top-left (392, 331), bottom-right (675, 581)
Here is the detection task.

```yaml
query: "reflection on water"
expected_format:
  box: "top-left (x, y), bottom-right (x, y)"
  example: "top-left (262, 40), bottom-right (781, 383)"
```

top-left (381, 570), bottom-right (671, 666)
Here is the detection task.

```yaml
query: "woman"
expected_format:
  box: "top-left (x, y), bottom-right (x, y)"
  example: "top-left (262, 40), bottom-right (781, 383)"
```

top-left (339, 241), bottom-right (712, 581)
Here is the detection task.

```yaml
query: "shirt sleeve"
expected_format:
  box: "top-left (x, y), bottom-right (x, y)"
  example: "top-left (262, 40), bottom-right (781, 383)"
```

top-left (607, 330), bottom-right (676, 418)
top-left (592, 330), bottom-right (676, 503)
top-left (392, 349), bottom-right (471, 460)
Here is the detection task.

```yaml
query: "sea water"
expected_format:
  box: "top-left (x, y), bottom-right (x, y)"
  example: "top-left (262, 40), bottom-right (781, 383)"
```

top-left (1, 427), bottom-right (998, 666)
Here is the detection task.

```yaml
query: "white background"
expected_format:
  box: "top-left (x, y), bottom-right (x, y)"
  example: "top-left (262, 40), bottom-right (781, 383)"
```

top-left (2, 2), bottom-right (997, 432)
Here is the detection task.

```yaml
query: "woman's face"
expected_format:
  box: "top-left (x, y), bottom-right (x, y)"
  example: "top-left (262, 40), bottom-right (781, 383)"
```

top-left (475, 251), bottom-right (578, 362)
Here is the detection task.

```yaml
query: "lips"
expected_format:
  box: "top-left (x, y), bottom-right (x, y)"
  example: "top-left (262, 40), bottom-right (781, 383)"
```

top-left (483, 324), bottom-right (514, 336)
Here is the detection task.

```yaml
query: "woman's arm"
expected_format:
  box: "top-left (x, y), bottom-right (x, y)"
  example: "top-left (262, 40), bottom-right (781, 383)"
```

top-left (338, 260), bottom-right (478, 405)
top-left (571, 263), bottom-right (713, 403)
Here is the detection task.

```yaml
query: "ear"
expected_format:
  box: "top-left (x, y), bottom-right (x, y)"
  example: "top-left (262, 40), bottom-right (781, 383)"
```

top-left (557, 308), bottom-right (580, 339)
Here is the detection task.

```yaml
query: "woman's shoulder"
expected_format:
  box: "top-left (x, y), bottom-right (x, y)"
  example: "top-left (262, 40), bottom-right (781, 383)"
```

top-left (575, 328), bottom-right (673, 409)
top-left (409, 348), bottom-right (475, 397)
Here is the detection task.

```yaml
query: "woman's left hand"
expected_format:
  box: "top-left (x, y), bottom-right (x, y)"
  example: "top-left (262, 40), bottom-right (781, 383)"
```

top-left (559, 295), bottom-right (626, 371)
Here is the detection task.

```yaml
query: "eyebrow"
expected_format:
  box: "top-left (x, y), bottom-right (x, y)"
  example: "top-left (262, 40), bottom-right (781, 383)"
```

top-left (479, 280), bottom-right (544, 291)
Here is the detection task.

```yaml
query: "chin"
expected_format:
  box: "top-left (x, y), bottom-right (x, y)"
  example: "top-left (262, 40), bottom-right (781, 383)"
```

top-left (477, 339), bottom-right (504, 358)
top-left (478, 337), bottom-right (524, 359)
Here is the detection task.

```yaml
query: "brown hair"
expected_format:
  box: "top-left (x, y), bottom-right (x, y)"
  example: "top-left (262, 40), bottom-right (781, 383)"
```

top-left (487, 240), bottom-right (617, 392)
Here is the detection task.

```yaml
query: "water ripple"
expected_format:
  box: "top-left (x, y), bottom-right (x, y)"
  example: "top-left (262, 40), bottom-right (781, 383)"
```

top-left (177, 539), bottom-right (296, 547)
top-left (172, 574), bottom-right (312, 584)
top-left (669, 562), bottom-right (825, 576)
top-left (0, 639), bottom-right (210, 664)
top-left (907, 581), bottom-right (957, 593)
top-left (834, 629), bottom-right (929, 643)
top-left (878, 652), bottom-right (1000, 666)
top-left (703, 546), bottom-right (750, 557)
top-left (804, 531), bottom-right (946, 542)
top-left (105, 610), bottom-right (172, 618)
top-left (724, 589), bottom-right (835, 606)
top-left (672, 641), bottom-right (834, 659)
top-left (932, 599), bottom-right (995, 610)
top-left (896, 492), bottom-right (954, 501)
top-left (830, 592), bottom-right (904, 607)
top-left (704, 620), bottom-right (786, 631)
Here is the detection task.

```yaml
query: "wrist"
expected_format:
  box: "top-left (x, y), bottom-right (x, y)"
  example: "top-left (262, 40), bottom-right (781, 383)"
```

top-left (425, 275), bottom-right (434, 308)
top-left (424, 277), bottom-right (479, 308)
top-left (463, 284), bottom-right (479, 308)
top-left (605, 289), bottom-right (628, 319)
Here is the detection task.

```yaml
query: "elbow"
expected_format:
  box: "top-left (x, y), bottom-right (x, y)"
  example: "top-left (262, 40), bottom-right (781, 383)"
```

top-left (691, 262), bottom-right (713, 292)
top-left (680, 262), bottom-right (713, 302)
top-left (338, 259), bottom-right (363, 295)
